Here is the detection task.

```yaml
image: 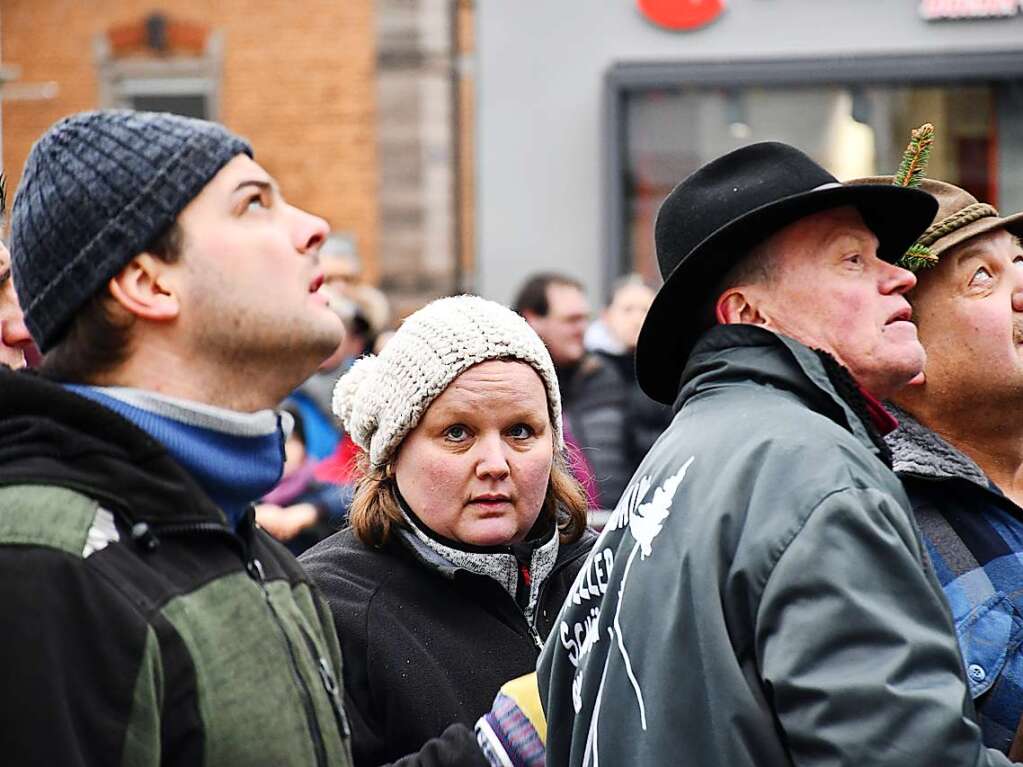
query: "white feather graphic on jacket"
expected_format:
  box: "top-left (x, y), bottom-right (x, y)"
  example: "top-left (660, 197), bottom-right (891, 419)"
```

top-left (582, 456), bottom-right (695, 767)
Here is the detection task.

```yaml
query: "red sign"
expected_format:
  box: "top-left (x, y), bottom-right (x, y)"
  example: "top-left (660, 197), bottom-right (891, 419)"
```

top-left (919, 0), bottom-right (1020, 19)
top-left (638, 0), bottom-right (725, 30)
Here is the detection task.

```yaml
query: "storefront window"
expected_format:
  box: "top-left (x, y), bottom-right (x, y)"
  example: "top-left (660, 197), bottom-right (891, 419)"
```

top-left (623, 80), bottom-right (1023, 283)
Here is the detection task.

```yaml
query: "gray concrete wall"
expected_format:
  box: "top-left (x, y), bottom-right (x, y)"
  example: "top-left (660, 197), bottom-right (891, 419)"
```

top-left (476, 0), bottom-right (1023, 305)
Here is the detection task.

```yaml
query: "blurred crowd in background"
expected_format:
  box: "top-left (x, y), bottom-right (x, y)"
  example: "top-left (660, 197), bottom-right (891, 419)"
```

top-left (258, 246), bottom-right (673, 553)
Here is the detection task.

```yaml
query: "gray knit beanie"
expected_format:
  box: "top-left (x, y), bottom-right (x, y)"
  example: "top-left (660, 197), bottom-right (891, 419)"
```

top-left (333, 294), bottom-right (563, 468)
top-left (10, 109), bottom-right (252, 352)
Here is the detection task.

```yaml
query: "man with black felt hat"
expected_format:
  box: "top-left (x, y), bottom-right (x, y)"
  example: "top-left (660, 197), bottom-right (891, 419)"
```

top-left (537, 142), bottom-right (1013, 766)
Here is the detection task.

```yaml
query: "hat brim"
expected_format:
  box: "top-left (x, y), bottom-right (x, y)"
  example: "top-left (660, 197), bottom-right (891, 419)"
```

top-left (636, 183), bottom-right (938, 404)
top-left (928, 209), bottom-right (1023, 260)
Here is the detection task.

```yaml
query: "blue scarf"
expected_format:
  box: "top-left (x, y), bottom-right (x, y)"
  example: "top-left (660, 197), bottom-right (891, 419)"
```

top-left (66, 385), bottom-right (288, 528)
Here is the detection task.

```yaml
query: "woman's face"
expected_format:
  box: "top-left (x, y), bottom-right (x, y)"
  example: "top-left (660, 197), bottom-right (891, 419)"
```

top-left (394, 360), bottom-right (554, 546)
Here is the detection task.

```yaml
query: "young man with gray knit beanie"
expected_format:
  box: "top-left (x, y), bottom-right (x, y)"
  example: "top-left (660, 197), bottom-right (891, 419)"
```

top-left (0, 110), bottom-right (357, 765)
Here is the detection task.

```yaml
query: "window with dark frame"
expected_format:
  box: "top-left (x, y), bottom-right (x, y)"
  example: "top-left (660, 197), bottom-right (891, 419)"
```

top-left (94, 13), bottom-right (222, 123)
top-left (604, 53), bottom-right (1023, 291)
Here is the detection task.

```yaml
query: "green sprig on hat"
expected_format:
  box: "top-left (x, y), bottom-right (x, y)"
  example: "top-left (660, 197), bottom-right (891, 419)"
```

top-left (892, 123), bottom-right (939, 271)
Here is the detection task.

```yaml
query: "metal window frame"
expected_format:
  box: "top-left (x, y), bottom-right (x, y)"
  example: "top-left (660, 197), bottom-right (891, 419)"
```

top-left (603, 49), bottom-right (1023, 294)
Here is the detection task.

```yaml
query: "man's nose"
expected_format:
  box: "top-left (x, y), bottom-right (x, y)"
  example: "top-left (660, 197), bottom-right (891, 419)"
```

top-left (1, 312), bottom-right (33, 349)
top-left (1012, 279), bottom-right (1023, 314)
top-left (882, 260), bottom-right (918, 294)
top-left (292, 206), bottom-right (329, 257)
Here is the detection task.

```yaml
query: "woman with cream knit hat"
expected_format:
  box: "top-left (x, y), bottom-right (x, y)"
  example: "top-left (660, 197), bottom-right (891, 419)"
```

top-left (300, 295), bottom-right (595, 766)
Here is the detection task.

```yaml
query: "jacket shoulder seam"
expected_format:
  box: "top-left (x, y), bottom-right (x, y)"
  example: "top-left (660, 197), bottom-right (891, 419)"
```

top-left (758, 484), bottom-right (910, 614)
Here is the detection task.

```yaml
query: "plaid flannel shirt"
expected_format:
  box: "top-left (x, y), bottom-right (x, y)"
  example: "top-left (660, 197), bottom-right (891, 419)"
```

top-left (887, 405), bottom-right (1023, 754)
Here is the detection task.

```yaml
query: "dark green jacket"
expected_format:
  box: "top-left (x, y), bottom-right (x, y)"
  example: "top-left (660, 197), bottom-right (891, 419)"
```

top-left (538, 325), bottom-right (1011, 767)
top-left (0, 369), bottom-right (353, 767)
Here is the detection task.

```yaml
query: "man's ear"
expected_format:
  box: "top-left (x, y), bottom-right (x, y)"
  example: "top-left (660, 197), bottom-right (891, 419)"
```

top-left (715, 286), bottom-right (768, 327)
top-left (107, 253), bottom-right (180, 322)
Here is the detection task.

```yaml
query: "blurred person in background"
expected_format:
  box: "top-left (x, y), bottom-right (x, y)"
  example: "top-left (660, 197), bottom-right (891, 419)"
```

top-left (0, 174), bottom-right (34, 370)
top-left (583, 274), bottom-right (653, 359)
top-left (514, 272), bottom-right (628, 510)
top-left (585, 273), bottom-right (673, 479)
top-left (315, 321), bottom-right (396, 487)
top-left (372, 328), bottom-right (395, 355)
top-left (301, 295), bottom-right (595, 766)
top-left (870, 177), bottom-right (1023, 756)
top-left (0, 110), bottom-right (355, 766)
top-left (320, 233), bottom-right (362, 299)
top-left (256, 403), bottom-right (352, 555)
top-left (291, 264), bottom-right (391, 460)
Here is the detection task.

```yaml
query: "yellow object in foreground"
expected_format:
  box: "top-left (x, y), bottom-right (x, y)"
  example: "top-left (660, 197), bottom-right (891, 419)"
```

top-left (500, 672), bottom-right (548, 743)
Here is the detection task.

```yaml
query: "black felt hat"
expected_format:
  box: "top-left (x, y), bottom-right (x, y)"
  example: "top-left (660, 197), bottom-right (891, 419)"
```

top-left (635, 141), bottom-right (938, 404)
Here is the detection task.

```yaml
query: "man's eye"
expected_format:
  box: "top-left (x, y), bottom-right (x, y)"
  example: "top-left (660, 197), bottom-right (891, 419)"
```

top-left (245, 194), bottom-right (269, 212)
top-left (844, 253), bottom-right (863, 266)
top-left (969, 266), bottom-right (994, 286)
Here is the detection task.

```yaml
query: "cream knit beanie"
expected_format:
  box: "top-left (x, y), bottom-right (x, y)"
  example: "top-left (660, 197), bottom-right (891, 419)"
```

top-left (333, 294), bottom-right (563, 468)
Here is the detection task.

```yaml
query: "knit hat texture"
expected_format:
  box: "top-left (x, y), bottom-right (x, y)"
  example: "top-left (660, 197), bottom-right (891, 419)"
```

top-left (11, 109), bottom-right (252, 351)
top-left (333, 294), bottom-right (563, 468)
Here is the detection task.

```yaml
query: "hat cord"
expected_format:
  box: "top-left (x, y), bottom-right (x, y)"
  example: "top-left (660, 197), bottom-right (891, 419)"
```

top-left (917, 203), bottom-right (999, 248)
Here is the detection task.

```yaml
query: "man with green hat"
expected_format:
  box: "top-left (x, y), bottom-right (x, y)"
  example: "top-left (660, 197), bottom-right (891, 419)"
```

top-left (877, 178), bottom-right (1023, 756)
top-left (538, 141), bottom-right (1014, 766)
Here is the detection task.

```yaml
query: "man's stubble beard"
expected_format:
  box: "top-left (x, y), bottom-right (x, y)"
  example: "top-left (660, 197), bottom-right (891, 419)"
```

top-left (192, 300), bottom-right (342, 394)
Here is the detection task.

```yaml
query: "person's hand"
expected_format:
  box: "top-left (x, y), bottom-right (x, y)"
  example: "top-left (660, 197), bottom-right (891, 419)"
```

top-left (255, 503), bottom-right (318, 541)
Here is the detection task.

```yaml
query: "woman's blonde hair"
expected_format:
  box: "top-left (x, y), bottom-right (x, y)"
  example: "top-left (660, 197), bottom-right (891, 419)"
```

top-left (348, 449), bottom-right (589, 548)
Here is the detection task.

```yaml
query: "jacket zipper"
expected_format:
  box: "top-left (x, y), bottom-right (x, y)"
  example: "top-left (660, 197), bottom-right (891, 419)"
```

top-left (528, 623), bottom-right (544, 651)
top-left (247, 557), bottom-right (329, 767)
top-left (136, 519), bottom-right (331, 767)
top-left (483, 539), bottom-right (596, 654)
top-left (297, 623), bottom-right (352, 742)
top-left (530, 542), bottom-right (593, 650)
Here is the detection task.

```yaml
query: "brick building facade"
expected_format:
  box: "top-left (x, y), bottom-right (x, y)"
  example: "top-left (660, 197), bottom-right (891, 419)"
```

top-left (1, 1), bottom-right (478, 316)
top-left (1, 0), bottom-right (381, 279)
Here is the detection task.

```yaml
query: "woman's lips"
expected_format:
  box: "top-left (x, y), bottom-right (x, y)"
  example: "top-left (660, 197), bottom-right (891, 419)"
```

top-left (468, 495), bottom-right (512, 507)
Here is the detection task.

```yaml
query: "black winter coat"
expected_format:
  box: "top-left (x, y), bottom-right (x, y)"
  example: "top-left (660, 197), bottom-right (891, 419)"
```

top-left (301, 524), bottom-right (595, 766)
top-left (592, 350), bottom-right (674, 475)
top-left (0, 369), bottom-right (353, 767)
top-left (559, 354), bottom-right (631, 509)
top-left (540, 326), bottom-right (1009, 767)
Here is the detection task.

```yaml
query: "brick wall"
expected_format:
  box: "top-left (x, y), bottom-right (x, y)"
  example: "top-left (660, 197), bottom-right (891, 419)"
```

top-left (1, 0), bottom-right (381, 279)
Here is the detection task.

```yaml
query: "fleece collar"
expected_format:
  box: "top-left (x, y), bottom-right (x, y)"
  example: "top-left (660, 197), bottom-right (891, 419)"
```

top-left (884, 402), bottom-right (990, 487)
top-left (396, 505), bottom-right (560, 628)
top-left (66, 386), bottom-right (289, 528)
top-left (679, 325), bottom-right (893, 464)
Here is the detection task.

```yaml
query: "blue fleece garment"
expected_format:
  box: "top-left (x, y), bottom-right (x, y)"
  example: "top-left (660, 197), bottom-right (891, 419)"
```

top-left (66, 385), bottom-right (286, 528)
